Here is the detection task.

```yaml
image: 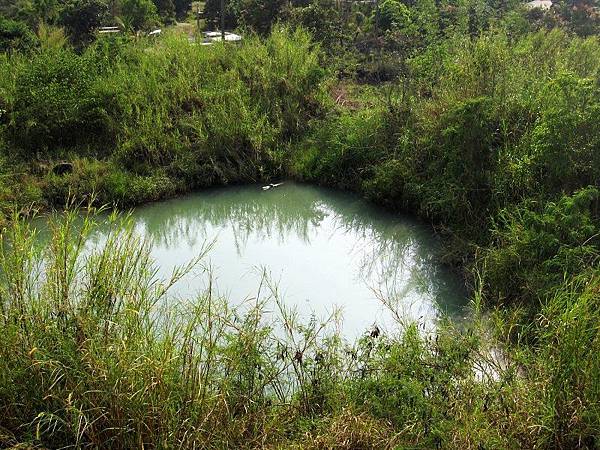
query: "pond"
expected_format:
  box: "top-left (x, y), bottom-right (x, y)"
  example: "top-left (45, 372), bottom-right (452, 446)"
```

top-left (39, 182), bottom-right (469, 339)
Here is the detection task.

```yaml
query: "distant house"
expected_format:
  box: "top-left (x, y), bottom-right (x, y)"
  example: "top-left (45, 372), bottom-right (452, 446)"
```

top-left (204, 31), bottom-right (242, 43)
top-left (525, 0), bottom-right (552, 10)
top-left (98, 26), bottom-right (121, 34)
top-left (196, 31), bottom-right (243, 45)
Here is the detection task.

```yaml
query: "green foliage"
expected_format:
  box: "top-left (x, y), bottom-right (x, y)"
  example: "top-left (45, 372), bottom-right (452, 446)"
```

top-left (29, 0), bottom-right (59, 23)
top-left (1, 210), bottom-right (599, 448)
top-left (0, 211), bottom-right (344, 447)
top-left (287, 0), bottom-right (347, 50)
top-left (8, 47), bottom-right (117, 155)
top-left (120, 0), bottom-right (159, 30)
top-left (538, 274), bottom-right (600, 446)
top-left (554, 0), bottom-right (600, 36)
top-left (152, 0), bottom-right (175, 23)
top-left (204, 0), bottom-right (287, 34)
top-left (413, 96), bottom-right (499, 226)
top-left (484, 188), bottom-right (599, 305)
top-left (238, 0), bottom-right (288, 34)
top-left (525, 73), bottom-right (600, 196)
top-left (58, 0), bottom-right (111, 45)
top-left (173, 0), bottom-right (189, 19)
top-left (0, 15), bottom-right (36, 52)
top-left (41, 158), bottom-right (178, 206)
top-left (350, 325), bottom-right (476, 431)
top-left (106, 28), bottom-right (326, 183)
top-left (204, 0), bottom-right (240, 29)
top-left (378, 0), bottom-right (412, 31)
top-left (294, 28), bottom-right (600, 245)
top-left (0, 27), bottom-right (326, 199)
top-left (292, 108), bottom-right (390, 190)
top-left (0, 4), bottom-right (600, 448)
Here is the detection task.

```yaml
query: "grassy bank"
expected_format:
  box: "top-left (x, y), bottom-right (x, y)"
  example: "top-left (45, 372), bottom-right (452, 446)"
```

top-left (0, 27), bottom-right (328, 213)
top-left (292, 28), bottom-right (600, 303)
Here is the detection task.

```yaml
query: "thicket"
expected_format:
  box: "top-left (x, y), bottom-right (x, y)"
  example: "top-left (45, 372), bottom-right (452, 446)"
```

top-left (0, 27), bottom-right (328, 209)
top-left (292, 28), bottom-right (600, 300)
top-left (0, 203), bottom-right (598, 448)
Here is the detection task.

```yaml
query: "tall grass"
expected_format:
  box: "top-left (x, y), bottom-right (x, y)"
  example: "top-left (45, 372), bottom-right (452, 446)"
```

top-left (0, 209), bottom-right (598, 448)
top-left (0, 27), bottom-right (330, 208)
top-left (0, 208), bottom-right (344, 448)
top-left (0, 24), bottom-right (599, 449)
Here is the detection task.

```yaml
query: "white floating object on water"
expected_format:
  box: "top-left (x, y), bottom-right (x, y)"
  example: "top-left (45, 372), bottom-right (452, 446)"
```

top-left (262, 182), bottom-right (284, 191)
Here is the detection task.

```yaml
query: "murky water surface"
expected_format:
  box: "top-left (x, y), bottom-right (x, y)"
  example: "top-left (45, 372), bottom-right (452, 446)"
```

top-left (38, 182), bottom-right (468, 338)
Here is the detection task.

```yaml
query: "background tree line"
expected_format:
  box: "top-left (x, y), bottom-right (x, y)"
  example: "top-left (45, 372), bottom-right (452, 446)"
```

top-left (0, 0), bottom-right (191, 47)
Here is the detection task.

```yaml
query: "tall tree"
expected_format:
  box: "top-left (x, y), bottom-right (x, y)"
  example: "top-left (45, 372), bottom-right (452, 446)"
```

top-left (59, 0), bottom-right (111, 44)
top-left (152, 0), bottom-right (175, 23)
top-left (173, 0), bottom-right (189, 19)
top-left (120, 0), bottom-right (159, 30)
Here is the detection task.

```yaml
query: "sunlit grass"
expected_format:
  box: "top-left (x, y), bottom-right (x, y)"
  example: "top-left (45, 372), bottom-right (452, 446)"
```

top-left (0, 209), bottom-right (598, 448)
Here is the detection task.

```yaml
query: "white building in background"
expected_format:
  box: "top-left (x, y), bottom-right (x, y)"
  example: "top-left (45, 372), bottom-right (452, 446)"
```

top-left (525, 0), bottom-right (553, 10)
top-left (204, 31), bottom-right (243, 43)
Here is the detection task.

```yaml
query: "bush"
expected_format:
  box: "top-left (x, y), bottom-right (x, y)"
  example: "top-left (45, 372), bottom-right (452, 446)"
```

top-left (121, 0), bottom-right (160, 31)
top-left (484, 188), bottom-right (600, 306)
top-left (204, 0), bottom-right (288, 34)
top-left (107, 28), bottom-right (327, 182)
top-left (287, 0), bottom-right (347, 51)
top-left (0, 16), bottom-right (36, 52)
top-left (378, 0), bottom-right (412, 31)
top-left (152, 0), bottom-right (175, 23)
top-left (9, 47), bottom-right (117, 156)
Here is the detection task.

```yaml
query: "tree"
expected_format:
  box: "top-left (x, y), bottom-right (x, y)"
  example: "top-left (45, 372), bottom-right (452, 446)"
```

top-left (173, 0), bottom-right (189, 19)
top-left (204, 0), bottom-right (286, 34)
top-left (204, 0), bottom-right (241, 30)
top-left (377, 0), bottom-right (411, 31)
top-left (237, 0), bottom-right (288, 34)
top-left (120, 0), bottom-right (159, 30)
top-left (59, 0), bottom-right (110, 44)
top-left (287, 0), bottom-right (346, 49)
top-left (0, 15), bottom-right (37, 52)
top-left (31, 0), bottom-right (59, 23)
top-left (555, 0), bottom-right (600, 36)
top-left (152, 0), bottom-right (175, 23)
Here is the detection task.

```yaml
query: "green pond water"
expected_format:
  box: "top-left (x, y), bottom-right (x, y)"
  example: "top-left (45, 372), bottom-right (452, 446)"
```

top-left (39, 182), bottom-right (468, 338)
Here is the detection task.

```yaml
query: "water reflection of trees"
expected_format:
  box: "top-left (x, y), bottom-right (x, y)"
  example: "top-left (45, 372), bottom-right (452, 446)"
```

top-left (125, 183), bottom-right (466, 318)
top-left (134, 184), bottom-right (326, 252)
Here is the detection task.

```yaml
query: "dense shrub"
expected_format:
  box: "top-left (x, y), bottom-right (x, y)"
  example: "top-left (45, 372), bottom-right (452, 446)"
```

top-left (484, 188), bottom-right (599, 306)
top-left (0, 9), bottom-right (599, 450)
top-left (120, 0), bottom-right (160, 30)
top-left (286, 0), bottom-right (347, 51)
top-left (152, 0), bottom-right (175, 23)
top-left (0, 27), bottom-right (327, 193)
top-left (9, 47), bottom-right (117, 156)
top-left (293, 29), bottom-right (600, 244)
top-left (204, 0), bottom-right (288, 34)
top-left (0, 16), bottom-right (36, 52)
top-left (107, 28), bottom-right (327, 182)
